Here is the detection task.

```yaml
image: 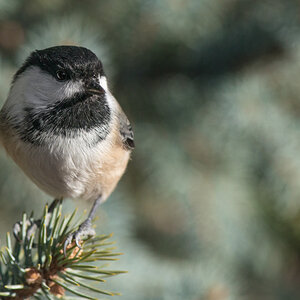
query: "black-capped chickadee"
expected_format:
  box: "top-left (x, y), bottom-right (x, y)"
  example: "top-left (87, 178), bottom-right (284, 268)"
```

top-left (0, 46), bottom-right (134, 253)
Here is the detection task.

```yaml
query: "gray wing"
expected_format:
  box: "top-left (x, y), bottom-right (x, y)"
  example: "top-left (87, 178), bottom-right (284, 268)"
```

top-left (119, 111), bottom-right (135, 150)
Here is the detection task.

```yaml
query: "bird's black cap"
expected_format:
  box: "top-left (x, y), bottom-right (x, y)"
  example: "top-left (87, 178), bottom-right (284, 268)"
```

top-left (13, 45), bottom-right (105, 82)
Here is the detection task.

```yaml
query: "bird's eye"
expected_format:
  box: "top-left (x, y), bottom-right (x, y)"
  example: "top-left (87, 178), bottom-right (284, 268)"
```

top-left (56, 70), bottom-right (68, 81)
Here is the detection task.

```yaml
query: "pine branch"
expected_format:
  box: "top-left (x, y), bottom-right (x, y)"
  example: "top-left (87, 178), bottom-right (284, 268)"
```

top-left (0, 202), bottom-right (126, 299)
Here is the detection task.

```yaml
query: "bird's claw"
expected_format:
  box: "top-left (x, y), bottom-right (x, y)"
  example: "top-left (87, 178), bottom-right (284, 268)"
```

top-left (13, 219), bottom-right (40, 243)
top-left (63, 220), bottom-right (95, 256)
top-left (13, 199), bottom-right (59, 243)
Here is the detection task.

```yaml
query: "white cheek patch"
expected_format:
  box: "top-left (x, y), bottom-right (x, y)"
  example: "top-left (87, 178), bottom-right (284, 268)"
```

top-left (56, 80), bottom-right (83, 101)
top-left (99, 76), bottom-right (108, 92)
top-left (4, 66), bottom-right (85, 121)
top-left (4, 66), bottom-right (112, 127)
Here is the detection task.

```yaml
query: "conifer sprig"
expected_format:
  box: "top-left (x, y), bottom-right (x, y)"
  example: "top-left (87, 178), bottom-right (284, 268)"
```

top-left (0, 203), bottom-right (125, 299)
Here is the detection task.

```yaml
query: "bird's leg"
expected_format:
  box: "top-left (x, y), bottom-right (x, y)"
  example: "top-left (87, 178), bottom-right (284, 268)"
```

top-left (13, 198), bottom-right (61, 242)
top-left (64, 196), bottom-right (103, 255)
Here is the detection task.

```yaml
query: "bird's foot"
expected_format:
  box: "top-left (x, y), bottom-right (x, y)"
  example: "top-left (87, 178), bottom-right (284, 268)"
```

top-left (13, 199), bottom-right (60, 243)
top-left (64, 219), bottom-right (95, 256)
top-left (13, 219), bottom-right (40, 242)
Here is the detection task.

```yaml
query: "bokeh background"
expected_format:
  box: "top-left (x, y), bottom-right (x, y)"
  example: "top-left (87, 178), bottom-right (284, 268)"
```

top-left (0, 0), bottom-right (300, 299)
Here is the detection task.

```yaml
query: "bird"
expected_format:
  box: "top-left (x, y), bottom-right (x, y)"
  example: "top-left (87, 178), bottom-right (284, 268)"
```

top-left (0, 45), bottom-right (134, 253)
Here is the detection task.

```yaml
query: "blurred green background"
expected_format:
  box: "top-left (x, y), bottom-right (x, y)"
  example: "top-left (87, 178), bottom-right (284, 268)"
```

top-left (1, 0), bottom-right (300, 299)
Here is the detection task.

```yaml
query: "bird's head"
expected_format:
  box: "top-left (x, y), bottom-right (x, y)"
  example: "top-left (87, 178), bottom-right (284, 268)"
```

top-left (5, 46), bottom-right (114, 144)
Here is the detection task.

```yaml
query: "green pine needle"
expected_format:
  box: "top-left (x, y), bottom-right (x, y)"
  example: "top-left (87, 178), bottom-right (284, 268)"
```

top-left (0, 202), bottom-right (126, 299)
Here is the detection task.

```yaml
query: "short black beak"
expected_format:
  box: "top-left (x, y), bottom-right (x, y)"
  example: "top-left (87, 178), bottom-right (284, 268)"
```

top-left (85, 80), bottom-right (105, 95)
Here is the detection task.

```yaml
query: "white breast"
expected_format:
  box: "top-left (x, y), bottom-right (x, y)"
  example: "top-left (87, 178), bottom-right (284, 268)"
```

top-left (3, 131), bottom-right (97, 198)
